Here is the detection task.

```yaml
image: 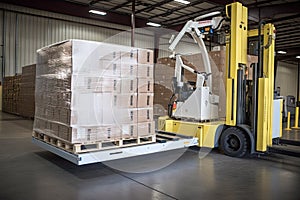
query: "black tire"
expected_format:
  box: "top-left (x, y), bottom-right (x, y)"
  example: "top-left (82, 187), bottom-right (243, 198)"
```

top-left (220, 127), bottom-right (248, 158)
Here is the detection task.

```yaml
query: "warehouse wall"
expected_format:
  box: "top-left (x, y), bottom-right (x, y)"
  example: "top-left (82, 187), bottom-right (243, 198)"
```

top-left (0, 3), bottom-right (154, 80)
top-left (275, 61), bottom-right (298, 97)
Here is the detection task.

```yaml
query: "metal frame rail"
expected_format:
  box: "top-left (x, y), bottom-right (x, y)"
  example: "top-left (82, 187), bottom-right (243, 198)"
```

top-left (32, 131), bottom-right (198, 165)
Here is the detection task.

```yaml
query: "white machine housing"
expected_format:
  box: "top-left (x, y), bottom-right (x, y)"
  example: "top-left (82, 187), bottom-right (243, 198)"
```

top-left (173, 86), bottom-right (219, 120)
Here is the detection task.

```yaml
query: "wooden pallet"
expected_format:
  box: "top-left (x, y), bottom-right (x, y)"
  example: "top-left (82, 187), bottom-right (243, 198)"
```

top-left (33, 131), bottom-right (73, 152)
top-left (32, 131), bottom-right (156, 154)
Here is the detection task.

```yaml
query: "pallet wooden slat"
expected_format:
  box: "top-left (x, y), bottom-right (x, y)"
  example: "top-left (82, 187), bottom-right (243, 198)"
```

top-left (32, 131), bottom-right (156, 154)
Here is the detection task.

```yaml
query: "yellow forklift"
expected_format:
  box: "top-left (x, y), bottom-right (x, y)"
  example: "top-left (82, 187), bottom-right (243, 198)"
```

top-left (158, 2), bottom-right (286, 157)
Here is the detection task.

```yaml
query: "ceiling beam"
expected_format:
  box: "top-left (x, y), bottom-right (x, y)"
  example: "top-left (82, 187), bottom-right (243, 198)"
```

top-left (277, 55), bottom-right (300, 61)
top-left (89, 0), bottom-right (103, 6)
top-left (263, 2), bottom-right (300, 18)
top-left (276, 40), bottom-right (300, 45)
top-left (268, 14), bottom-right (300, 23)
top-left (276, 30), bottom-right (300, 37)
top-left (207, 1), bottom-right (300, 22)
top-left (276, 43), bottom-right (300, 49)
top-left (206, 0), bottom-right (232, 6)
top-left (276, 24), bottom-right (300, 32)
top-left (276, 35), bottom-right (300, 41)
top-left (250, 2), bottom-right (300, 22)
top-left (109, 0), bottom-right (131, 11)
top-left (149, 0), bottom-right (206, 19)
top-left (0, 0), bottom-right (150, 28)
top-left (244, 0), bottom-right (275, 8)
top-left (135, 0), bottom-right (173, 14)
top-left (164, 6), bottom-right (222, 27)
top-left (277, 47), bottom-right (300, 52)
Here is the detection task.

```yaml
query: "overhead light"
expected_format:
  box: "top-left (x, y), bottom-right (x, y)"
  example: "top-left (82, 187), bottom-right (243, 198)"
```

top-left (277, 51), bottom-right (287, 54)
top-left (147, 22), bottom-right (161, 27)
top-left (296, 56), bottom-right (300, 59)
top-left (174, 0), bottom-right (191, 5)
top-left (89, 10), bottom-right (107, 16)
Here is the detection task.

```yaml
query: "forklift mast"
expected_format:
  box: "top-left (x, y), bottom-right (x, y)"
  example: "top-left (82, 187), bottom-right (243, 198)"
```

top-left (225, 2), bottom-right (277, 152)
top-left (225, 2), bottom-right (248, 126)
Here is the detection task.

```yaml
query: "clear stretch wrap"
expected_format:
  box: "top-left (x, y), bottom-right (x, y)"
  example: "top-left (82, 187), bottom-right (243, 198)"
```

top-left (34, 39), bottom-right (154, 144)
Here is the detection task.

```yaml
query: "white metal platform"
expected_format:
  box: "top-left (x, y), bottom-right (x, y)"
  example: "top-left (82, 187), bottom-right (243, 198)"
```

top-left (32, 133), bottom-right (198, 165)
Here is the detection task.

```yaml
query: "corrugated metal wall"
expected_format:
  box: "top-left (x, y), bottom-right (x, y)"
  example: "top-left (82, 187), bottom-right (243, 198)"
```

top-left (0, 3), bottom-right (154, 79)
top-left (275, 61), bottom-right (297, 97)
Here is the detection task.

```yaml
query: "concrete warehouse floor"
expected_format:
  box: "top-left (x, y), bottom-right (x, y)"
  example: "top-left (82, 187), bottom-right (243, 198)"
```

top-left (0, 111), bottom-right (299, 200)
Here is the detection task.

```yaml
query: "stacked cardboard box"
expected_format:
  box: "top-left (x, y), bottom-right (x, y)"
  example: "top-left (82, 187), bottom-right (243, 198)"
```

top-left (2, 75), bottom-right (21, 114)
top-left (247, 55), bottom-right (258, 80)
top-left (34, 39), bottom-right (155, 144)
top-left (19, 64), bottom-right (36, 118)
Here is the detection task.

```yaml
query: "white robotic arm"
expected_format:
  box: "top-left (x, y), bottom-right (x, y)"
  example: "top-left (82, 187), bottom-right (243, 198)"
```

top-left (168, 12), bottom-right (223, 121)
top-left (169, 12), bottom-right (223, 52)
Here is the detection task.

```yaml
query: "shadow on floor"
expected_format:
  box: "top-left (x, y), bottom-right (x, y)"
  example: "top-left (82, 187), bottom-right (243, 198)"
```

top-left (34, 151), bottom-right (117, 180)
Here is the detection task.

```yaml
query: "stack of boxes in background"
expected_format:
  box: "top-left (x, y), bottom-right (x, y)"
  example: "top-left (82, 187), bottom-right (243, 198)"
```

top-left (19, 64), bottom-right (36, 118)
top-left (34, 39), bottom-right (155, 145)
top-left (2, 75), bottom-right (21, 114)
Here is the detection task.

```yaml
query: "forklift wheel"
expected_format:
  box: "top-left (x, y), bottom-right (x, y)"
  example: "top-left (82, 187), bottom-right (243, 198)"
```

top-left (220, 127), bottom-right (248, 158)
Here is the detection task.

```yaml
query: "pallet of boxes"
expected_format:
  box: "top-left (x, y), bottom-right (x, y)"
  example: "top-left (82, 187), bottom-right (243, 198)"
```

top-left (33, 39), bottom-right (155, 153)
top-left (2, 75), bottom-right (21, 114)
top-left (19, 64), bottom-right (36, 118)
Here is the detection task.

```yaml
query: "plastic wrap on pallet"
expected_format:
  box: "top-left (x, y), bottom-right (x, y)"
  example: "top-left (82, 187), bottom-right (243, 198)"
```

top-left (33, 39), bottom-right (155, 144)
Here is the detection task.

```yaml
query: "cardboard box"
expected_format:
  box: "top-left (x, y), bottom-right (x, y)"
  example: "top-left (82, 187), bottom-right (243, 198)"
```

top-left (58, 124), bottom-right (72, 141)
top-left (70, 92), bottom-right (103, 126)
top-left (138, 93), bottom-right (154, 108)
top-left (212, 46), bottom-right (226, 51)
top-left (71, 75), bottom-right (102, 92)
top-left (138, 49), bottom-right (153, 64)
top-left (121, 63), bottom-right (137, 77)
top-left (247, 55), bottom-right (258, 80)
top-left (137, 64), bottom-right (154, 78)
top-left (100, 51), bottom-right (121, 61)
top-left (99, 60), bottom-right (121, 77)
top-left (102, 93), bottom-right (137, 108)
top-left (69, 126), bottom-right (97, 143)
top-left (120, 78), bottom-right (138, 93)
top-left (138, 121), bottom-right (155, 136)
top-left (96, 125), bottom-right (122, 141)
top-left (50, 123), bottom-right (59, 135)
top-left (2, 75), bottom-right (21, 115)
top-left (18, 65), bottom-right (36, 118)
top-left (100, 77), bottom-right (121, 93)
top-left (121, 49), bottom-right (138, 64)
top-left (121, 123), bottom-right (138, 138)
top-left (103, 107), bottom-right (138, 124)
top-left (138, 108), bottom-right (153, 122)
top-left (153, 83), bottom-right (173, 110)
top-left (138, 78), bottom-right (154, 93)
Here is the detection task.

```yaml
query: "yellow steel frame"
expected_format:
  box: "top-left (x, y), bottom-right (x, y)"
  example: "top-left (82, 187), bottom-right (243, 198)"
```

top-left (158, 118), bottom-right (224, 148)
top-left (225, 2), bottom-right (248, 126)
top-left (256, 23), bottom-right (276, 151)
top-left (247, 24), bottom-right (276, 151)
